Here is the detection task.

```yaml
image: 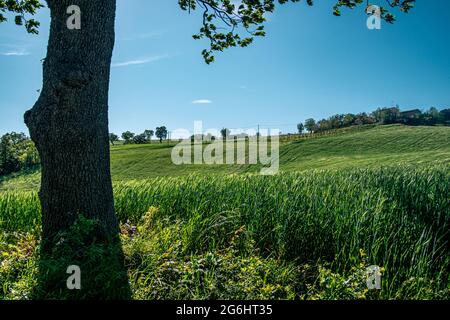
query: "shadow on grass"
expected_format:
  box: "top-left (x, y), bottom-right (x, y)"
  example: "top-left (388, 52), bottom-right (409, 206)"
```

top-left (32, 216), bottom-right (131, 300)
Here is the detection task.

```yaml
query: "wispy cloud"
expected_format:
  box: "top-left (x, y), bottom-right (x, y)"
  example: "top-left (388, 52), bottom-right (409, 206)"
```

top-left (1, 50), bottom-right (30, 56)
top-left (121, 31), bottom-right (165, 41)
top-left (192, 99), bottom-right (213, 104)
top-left (112, 55), bottom-right (168, 68)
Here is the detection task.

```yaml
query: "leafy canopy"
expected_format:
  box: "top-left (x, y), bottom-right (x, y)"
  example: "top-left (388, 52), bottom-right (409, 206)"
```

top-left (178, 0), bottom-right (415, 63)
top-left (0, 0), bottom-right (43, 33)
top-left (1, 0), bottom-right (415, 62)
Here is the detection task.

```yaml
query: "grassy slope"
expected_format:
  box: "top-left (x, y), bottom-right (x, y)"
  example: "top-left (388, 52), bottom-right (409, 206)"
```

top-left (280, 124), bottom-right (450, 170)
top-left (109, 143), bottom-right (256, 180)
top-left (108, 124), bottom-right (450, 178)
top-left (1, 124), bottom-right (449, 190)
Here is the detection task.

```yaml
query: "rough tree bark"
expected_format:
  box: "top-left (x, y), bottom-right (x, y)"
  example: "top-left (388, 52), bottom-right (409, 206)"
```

top-left (24, 0), bottom-right (119, 250)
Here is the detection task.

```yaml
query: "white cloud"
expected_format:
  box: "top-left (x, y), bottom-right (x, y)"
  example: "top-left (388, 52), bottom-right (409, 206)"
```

top-left (192, 99), bottom-right (213, 104)
top-left (1, 50), bottom-right (30, 56)
top-left (112, 55), bottom-right (167, 67)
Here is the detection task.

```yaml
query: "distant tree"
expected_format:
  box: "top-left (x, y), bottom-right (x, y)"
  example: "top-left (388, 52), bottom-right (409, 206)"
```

top-left (422, 107), bottom-right (441, 125)
top-left (0, 133), bottom-right (24, 175)
top-left (317, 119), bottom-right (331, 132)
top-left (372, 108), bottom-right (384, 123)
top-left (304, 118), bottom-right (316, 133)
top-left (0, 132), bottom-right (39, 176)
top-left (343, 113), bottom-right (356, 127)
top-left (329, 114), bottom-right (344, 129)
top-left (297, 123), bottom-right (304, 134)
top-left (373, 106), bottom-right (400, 124)
top-left (418, 109), bottom-right (431, 125)
top-left (355, 112), bottom-right (375, 125)
top-left (133, 134), bottom-right (147, 144)
top-left (440, 108), bottom-right (450, 124)
top-left (155, 126), bottom-right (168, 143)
top-left (220, 128), bottom-right (230, 140)
top-left (109, 133), bottom-right (119, 146)
top-left (143, 130), bottom-right (154, 142)
top-left (121, 131), bottom-right (135, 144)
top-left (428, 107), bottom-right (440, 119)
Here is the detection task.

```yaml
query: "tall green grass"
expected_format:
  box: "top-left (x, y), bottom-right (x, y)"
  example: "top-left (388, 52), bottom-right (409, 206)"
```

top-left (0, 191), bottom-right (40, 232)
top-left (1, 166), bottom-right (449, 299)
top-left (113, 166), bottom-right (450, 298)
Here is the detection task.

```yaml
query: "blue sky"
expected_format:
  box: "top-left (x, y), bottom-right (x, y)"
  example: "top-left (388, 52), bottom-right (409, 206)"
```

top-left (0, 0), bottom-right (449, 137)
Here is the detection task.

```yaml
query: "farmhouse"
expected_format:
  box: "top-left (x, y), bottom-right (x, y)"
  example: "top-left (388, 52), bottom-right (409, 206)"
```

top-left (400, 109), bottom-right (422, 119)
top-left (400, 109), bottom-right (422, 125)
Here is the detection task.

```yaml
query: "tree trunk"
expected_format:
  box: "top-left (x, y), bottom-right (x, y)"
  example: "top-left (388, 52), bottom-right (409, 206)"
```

top-left (24, 0), bottom-right (119, 250)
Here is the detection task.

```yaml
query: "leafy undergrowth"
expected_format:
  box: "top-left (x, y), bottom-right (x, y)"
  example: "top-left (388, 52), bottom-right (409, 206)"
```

top-left (1, 207), bottom-right (448, 300)
top-left (0, 213), bottom-right (386, 300)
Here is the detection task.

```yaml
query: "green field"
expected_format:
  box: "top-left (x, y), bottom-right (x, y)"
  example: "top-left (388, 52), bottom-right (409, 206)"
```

top-left (1, 124), bottom-right (449, 191)
top-left (0, 124), bottom-right (449, 299)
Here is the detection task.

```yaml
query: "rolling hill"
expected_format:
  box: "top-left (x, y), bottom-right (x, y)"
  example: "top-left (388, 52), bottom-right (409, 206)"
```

top-left (0, 124), bottom-right (449, 191)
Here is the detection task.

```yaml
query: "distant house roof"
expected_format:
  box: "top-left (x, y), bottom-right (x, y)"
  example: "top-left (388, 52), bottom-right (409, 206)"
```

top-left (400, 109), bottom-right (422, 118)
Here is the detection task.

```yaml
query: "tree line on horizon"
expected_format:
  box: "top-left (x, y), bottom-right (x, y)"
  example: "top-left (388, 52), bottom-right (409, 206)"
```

top-left (296, 106), bottom-right (450, 134)
top-left (109, 127), bottom-right (169, 145)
